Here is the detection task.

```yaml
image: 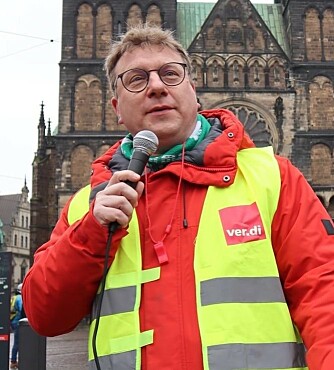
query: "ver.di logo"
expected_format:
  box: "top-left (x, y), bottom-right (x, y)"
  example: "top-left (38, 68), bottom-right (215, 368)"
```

top-left (219, 202), bottom-right (266, 245)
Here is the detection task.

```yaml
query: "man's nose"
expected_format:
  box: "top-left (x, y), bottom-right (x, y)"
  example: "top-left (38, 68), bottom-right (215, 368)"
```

top-left (146, 71), bottom-right (168, 96)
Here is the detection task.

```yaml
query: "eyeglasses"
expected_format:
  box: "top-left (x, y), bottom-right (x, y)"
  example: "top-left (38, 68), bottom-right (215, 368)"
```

top-left (114, 62), bottom-right (187, 93)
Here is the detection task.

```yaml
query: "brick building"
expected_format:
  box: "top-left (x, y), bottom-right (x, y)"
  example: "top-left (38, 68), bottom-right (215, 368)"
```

top-left (30, 0), bottom-right (334, 258)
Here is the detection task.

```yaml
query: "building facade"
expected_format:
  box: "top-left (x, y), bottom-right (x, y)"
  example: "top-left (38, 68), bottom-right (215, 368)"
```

top-left (0, 181), bottom-right (30, 286)
top-left (31, 0), bottom-right (334, 257)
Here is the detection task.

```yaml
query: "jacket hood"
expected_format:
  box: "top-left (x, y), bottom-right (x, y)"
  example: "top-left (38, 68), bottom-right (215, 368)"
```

top-left (91, 108), bottom-right (255, 188)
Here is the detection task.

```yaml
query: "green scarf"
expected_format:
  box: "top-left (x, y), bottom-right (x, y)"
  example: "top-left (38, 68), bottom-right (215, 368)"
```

top-left (121, 114), bottom-right (211, 166)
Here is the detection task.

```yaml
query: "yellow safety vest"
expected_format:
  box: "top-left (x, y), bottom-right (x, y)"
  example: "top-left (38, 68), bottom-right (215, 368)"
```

top-left (68, 147), bottom-right (307, 370)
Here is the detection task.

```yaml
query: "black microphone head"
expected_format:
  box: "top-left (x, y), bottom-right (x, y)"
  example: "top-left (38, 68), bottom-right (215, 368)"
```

top-left (133, 130), bottom-right (159, 156)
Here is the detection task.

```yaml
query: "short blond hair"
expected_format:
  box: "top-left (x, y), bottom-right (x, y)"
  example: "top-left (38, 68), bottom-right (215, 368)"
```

top-left (104, 24), bottom-right (191, 90)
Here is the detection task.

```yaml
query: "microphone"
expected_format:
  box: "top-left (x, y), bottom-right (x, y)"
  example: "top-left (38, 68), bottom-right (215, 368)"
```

top-left (109, 130), bottom-right (159, 233)
top-left (124, 130), bottom-right (159, 188)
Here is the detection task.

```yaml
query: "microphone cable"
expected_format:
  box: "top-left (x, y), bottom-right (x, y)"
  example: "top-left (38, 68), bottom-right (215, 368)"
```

top-left (92, 230), bottom-right (113, 370)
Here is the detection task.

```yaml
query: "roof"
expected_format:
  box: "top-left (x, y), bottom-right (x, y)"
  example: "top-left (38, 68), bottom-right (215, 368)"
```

top-left (177, 2), bottom-right (216, 49)
top-left (177, 1), bottom-right (289, 55)
top-left (0, 194), bottom-right (21, 225)
top-left (0, 194), bottom-right (21, 238)
top-left (254, 3), bottom-right (290, 56)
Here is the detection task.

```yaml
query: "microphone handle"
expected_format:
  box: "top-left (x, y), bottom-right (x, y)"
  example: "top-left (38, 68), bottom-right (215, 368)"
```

top-left (124, 150), bottom-right (150, 188)
top-left (109, 150), bottom-right (150, 234)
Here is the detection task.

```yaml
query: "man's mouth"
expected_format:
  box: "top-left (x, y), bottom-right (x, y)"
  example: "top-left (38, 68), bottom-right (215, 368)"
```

top-left (148, 106), bottom-right (173, 114)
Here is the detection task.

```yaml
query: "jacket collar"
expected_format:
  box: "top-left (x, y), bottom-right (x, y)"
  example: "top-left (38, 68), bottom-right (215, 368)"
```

top-left (90, 109), bottom-right (255, 188)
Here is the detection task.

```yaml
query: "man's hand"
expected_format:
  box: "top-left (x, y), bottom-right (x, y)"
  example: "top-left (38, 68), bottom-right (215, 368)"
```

top-left (93, 170), bottom-right (144, 228)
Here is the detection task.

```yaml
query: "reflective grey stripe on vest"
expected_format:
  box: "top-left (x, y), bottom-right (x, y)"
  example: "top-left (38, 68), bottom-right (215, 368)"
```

top-left (91, 286), bottom-right (136, 320)
top-left (201, 277), bottom-right (286, 305)
top-left (208, 342), bottom-right (307, 369)
top-left (88, 350), bottom-right (136, 370)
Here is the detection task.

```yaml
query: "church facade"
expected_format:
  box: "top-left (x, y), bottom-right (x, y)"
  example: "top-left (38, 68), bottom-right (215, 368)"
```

top-left (30, 0), bottom-right (334, 257)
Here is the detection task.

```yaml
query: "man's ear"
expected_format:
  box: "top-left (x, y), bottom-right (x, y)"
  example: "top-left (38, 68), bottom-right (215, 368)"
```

top-left (111, 96), bottom-right (118, 112)
top-left (190, 79), bottom-right (196, 91)
top-left (111, 97), bottom-right (124, 124)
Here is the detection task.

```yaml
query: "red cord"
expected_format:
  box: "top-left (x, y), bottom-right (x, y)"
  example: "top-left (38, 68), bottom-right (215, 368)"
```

top-left (145, 144), bottom-right (186, 264)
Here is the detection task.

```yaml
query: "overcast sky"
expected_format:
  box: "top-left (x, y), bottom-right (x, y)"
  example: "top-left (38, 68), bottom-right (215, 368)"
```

top-left (0, 0), bottom-right (274, 196)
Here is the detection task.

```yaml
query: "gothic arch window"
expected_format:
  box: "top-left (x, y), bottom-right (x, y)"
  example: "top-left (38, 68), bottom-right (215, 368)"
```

top-left (146, 4), bottom-right (162, 27)
top-left (127, 4), bottom-right (143, 29)
top-left (248, 58), bottom-right (265, 88)
top-left (309, 76), bottom-right (334, 129)
top-left (274, 66), bottom-right (280, 83)
top-left (218, 101), bottom-right (279, 151)
top-left (227, 58), bottom-right (245, 87)
top-left (311, 144), bottom-right (333, 185)
top-left (74, 74), bottom-right (103, 131)
top-left (71, 145), bottom-right (94, 190)
top-left (96, 4), bottom-right (112, 59)
top-left (323, 8), bottom-right (334, 61)
top-left (268, 60), bottom-right (285, 88)
top-left (305, 8), bottom-right (322, 61)
top-left (76, 3), bottom-right (93, 58)
top-left (207, 58), bottom-right (224, 87)
top-left (212, 61), bottom-right (219, 82)
top-left (190, 58), bottom-right (204, 87)
top-left (233, 61), bottom-right (239, 82)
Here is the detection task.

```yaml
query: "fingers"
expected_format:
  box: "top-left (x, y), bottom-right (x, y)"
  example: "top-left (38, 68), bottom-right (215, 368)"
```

top-left (108, 170), bottom-right (141, 187)
top-left (93, 170), bottom-right (144, 228)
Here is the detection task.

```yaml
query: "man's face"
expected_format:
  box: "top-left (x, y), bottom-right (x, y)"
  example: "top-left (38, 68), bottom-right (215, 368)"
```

top-left (111, 45), bottom-right (198, 153)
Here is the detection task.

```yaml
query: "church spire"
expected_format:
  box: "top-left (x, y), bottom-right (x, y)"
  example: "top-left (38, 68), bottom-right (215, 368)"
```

top-left (21, 176), bottom-right (29, 203)
top-left (46, 118), bottom-right (56, 147)
top-left (47, 118), bottom-right (52, 137)
top-left (37, 101), bottom-right (46, 157)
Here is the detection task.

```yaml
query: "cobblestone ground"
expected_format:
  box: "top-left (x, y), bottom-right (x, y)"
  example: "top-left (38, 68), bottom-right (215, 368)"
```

top-left (9, 323), bottom-right (89, 370)
top-left (46, 324), bottom-right (89, 369)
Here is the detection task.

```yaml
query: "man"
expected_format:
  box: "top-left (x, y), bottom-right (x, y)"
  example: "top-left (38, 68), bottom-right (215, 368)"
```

top-left (10, 283), bottom-right (23, 369)
top-left (23, 24), bottom-right (334, 370)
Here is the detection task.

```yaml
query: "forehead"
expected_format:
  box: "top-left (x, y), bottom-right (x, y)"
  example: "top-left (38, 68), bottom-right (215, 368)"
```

top-left (115, 45), bottom-right (184, 73)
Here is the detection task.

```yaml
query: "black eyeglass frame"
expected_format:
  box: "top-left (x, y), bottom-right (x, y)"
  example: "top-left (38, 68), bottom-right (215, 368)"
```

top-left (113, 62), bottom-right (188, 93)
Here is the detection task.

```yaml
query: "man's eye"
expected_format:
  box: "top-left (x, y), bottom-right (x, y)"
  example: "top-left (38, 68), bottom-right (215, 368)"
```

top-left (163, 69), bottom-right (178, 77)
top-left (130, 75), bottom-right (146, 82)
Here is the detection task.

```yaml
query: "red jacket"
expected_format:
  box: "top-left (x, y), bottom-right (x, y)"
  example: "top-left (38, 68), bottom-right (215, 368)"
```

top-left (23, 109), bottom-right (334, 369)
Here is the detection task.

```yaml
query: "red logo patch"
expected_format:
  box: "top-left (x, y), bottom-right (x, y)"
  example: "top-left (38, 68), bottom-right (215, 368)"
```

top-left (219, 203), bottom-right (266, 245)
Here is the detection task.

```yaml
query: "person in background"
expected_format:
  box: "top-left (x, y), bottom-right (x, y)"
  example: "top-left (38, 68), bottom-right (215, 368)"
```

top-left (23, 24), bottom-right (334, 370)
top-left (10, 283), bottom-right (22, 369)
